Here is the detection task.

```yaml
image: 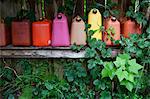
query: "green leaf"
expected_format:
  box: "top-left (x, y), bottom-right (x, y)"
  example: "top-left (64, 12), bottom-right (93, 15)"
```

top-left (85, 48), bottom-right (96, 58)
top-left (115, 68), bottom-right (124, 82)
top-left (120, 80), bottom-right (134, 92)
top-left (114, 57), bottom-right (126, 69)
top-left (128, 59), bottom-right (143, 74)
top-left (93, 79), bottom-right (106, 90)
top-left (19, 86), bottom-right (32, 99)
top-left (126, 73), bottom-right (134, 83)
top-left (88, 59), bottom-right (97, 69)
top-left (67, 76), bottom-right (74, 82)
top-left (41, 90), bottom-right (49, 97)
top-left (146, 26), bottom-right (150, 33)
top-left (102, 62), bottom-right (116, 80)
top-left (102, 69), bottom-right (109, 78)
top-left (103, 10), bottom-right (110, 18)
top-left (144, 41), bottom-right (150, 47)
top-left (100, 91), bottom-right (112, 99)
top-left (8, 94), bottom-right (15, 99)
top-left (138, 39), bottom-right (145, 48)
top-left (44, 82), bottom-right (54, 90)
top-left (118, 54), bottom-right (131, 61)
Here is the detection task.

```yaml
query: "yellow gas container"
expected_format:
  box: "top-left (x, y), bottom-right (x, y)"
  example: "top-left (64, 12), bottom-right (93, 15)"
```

top-left (88, 8), bottom-right (102, 40)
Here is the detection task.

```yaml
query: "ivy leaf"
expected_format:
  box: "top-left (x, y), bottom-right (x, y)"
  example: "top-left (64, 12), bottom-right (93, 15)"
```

top-left (100, 91), bottom-right (112, 99)
top-left (144, 41), bottom-right (150, 47)
top-left (102, 62), bottom-right (115, 80)
top-left (93, 79), bottom-right (106, 90)
top-left (126, 11), bottom-right (132, 17)
top-left (85, 48), bottom-right (96, 58)
top-left (126, 73), bottom-right (134, 83)
top-left (44, 82), bottom-right (54, 90)
top-left (114, 57), bottom-right (126, 69)
top-left (115, 68), bottom-right (123, 82)
top-left (88, 59), bottom-right (97, 69)
top-left (67, 76), bottom-right (74, 82)
top-left (120, 80), bottom-right (134, 92)
top-left (138, 39), bottom-right (145, 48)
top-left (118, 54), bottom-right (131, 61)
top-left (146, 26), bottom-right (150, 34)
top-left (102, 68), bottom-right (109, 79)
top-left (128, 59), bottom-right (143, 74)
top-left (103, 10), bottom-right (110, 18)
top-left (41, 90), bottom-right (49, 97)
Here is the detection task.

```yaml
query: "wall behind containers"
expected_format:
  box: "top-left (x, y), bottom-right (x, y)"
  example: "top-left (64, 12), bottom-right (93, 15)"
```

top-left (0, 0), bottom-right (21, 19)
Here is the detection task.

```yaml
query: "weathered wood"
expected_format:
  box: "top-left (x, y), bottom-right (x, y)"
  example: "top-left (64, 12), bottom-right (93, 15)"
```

top-left (0, 46), bottom-right (121, 58)
top-left (0, 47), bottom-right (86, 58)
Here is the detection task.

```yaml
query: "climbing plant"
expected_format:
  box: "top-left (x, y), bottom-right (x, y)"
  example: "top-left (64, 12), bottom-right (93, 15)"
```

top-left (0, 0), bottom-right (150, 99)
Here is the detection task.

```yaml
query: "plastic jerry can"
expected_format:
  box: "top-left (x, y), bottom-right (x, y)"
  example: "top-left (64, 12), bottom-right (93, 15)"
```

top-left (71, 16), bottom-right (86, 45)
top-left (122, 19), bottom-right (142, 38)
top-left (52, 13), bottom-right (70, 47)
top-left (88, 8), bottom-right (102, 40)
top-left (32, 20), bottom-right (52, 47)
top-left (0, 23), bottom-right (11, 46)
top-left (12, 21), bottom-right (31, 46)
top-left (103, 17), bottom-right (120, 46)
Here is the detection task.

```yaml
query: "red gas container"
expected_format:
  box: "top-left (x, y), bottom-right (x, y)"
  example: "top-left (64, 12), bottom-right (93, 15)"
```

top-left (12, 21), bottom-right (31, 46)
top-left (103, 17), bottom-right (120, 46)
top-left (32, 20), bottom-right (52, 47)
top-left (122, 19), bottom-right (142, 38)
top-left (0, 22), bottom-right (11, 46)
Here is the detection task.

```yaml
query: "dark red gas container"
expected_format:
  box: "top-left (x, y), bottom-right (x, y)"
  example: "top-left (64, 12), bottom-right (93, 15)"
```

top-left (103, 17), bottom-right (120, 46)
top-left (0, 22), bottom-right (11, 46)
top-left (12, 21), bottom-right (31, 46)
top-left (32, 20), bottom-right (52, 47)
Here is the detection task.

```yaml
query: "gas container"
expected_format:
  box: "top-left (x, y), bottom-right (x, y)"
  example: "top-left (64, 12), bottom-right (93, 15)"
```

top-left (71, 16), bottom-right (86, 45)
top-left (103, 17), bottom-right (120, 46)
top-left (0, 23), bottom-right (11, 46)
top-left (52, 13), bottom-right (70, 47)
top-left (32, 20), bottom-right (52, 47)
top-left (88, 8), bottom-right (102, 40)
top-left (12, 21), bottom-right (31, 46)
top-left (122, 19), bottom-right (142, 38)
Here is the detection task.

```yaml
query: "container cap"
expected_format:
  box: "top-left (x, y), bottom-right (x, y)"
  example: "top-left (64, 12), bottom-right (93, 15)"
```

top-left (111, 16), bottom-right (117, 21)
top-left (57, 14), bottom-right (62, 19)
top-left (76, 16), bottom-right (82, 22)
top-left (92, 9), bottom-right (97, 14)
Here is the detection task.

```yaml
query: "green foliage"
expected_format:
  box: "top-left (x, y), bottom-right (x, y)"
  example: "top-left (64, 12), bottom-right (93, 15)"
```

top-left (1, 0), bottom-right (150, 99)
top-left (58, 0), bottom-right (74, 16)
top-left (102, 54), bottom-right (143, 91)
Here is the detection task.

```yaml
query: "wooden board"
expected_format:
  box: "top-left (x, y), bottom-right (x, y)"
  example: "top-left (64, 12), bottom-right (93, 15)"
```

top-left (0, 47), bottom-right (85, 59)
top-left (0, 45), bottom-right (121, 59)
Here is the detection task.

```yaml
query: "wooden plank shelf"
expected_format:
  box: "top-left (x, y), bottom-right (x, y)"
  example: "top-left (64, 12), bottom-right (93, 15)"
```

top-left (0, 45), bottom-right (121, 59)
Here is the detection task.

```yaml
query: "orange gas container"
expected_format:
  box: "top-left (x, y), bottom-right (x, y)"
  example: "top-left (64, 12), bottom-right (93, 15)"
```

top-left (12, 21), bottom-right (31, 46)
top-left (32, 20), bottom-right (51, 46)
top-left (122, 19), bottom-right (142, 38)
top-left (0, 23), bottom-right (11, 46)
top-left (103, 17), bottom-right (120, 46)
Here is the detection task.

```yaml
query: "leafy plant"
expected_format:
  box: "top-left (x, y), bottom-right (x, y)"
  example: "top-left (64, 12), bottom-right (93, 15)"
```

top-left (102, 53), bottom-right (143, 91)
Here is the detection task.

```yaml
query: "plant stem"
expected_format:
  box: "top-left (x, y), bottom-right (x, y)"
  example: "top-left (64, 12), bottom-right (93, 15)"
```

top-left (111, 81), bottom-right (114, 99)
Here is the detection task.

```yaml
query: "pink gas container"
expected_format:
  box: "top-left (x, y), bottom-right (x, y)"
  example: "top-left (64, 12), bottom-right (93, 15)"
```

top-left (52, 13), bottom-right (70, 47)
